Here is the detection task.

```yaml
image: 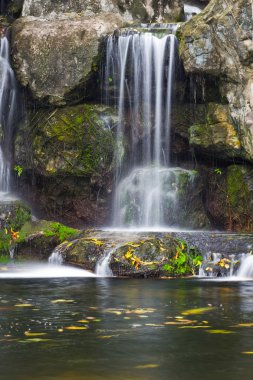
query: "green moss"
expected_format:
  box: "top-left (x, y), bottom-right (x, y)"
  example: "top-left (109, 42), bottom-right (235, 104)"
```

top-left (17, 103), bottom-right (117, 177)
top-left (44, 222), bottom-right (78, 242)
top-left (227, 166), bottom-right (249, 208)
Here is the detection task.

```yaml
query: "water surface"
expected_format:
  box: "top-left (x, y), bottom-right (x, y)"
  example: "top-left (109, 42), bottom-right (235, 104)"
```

top-left (1, 278), bottom-right (253, 380)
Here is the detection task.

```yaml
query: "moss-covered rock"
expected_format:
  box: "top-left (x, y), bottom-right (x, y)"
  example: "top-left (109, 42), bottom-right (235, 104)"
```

top-left (11, 220), bottom-right (79, 260)
top-left (14, 103), bottom-right (117, 226)
top-left (206, 165), bottom-right (253, 231)
top-left (178, 0), bottom-right (253, 162)
top-left (16, 104), bottom-right (117, 177)
top-left (189, 103), bottom-right (246, 160)
top-left (0, 200), bottom-right (31, 253)
top-left (56, 231), bottom-right (202, 277)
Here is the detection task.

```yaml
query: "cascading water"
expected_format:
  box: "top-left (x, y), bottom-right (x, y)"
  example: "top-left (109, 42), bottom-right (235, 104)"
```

top-left (95, 250), bottom-right (113, 276)
top-left (0, 35), bottom-right (18, 196)
top-left (105, 31), bottom-right (189, 228)
top-left (184, 3), bottom-right (202, 21)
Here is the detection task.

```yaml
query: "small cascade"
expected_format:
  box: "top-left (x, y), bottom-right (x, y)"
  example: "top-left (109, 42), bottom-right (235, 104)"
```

top-left (184, 3), bottom-right (202, 21)
top-left (237, 255), bottom-right (253, 279)
top-left (95, 250), bottom-right (113, 277)
top-left (0, 35), bottom-right (18, 196)
top-left (48, 248), bottom-right (63, 265)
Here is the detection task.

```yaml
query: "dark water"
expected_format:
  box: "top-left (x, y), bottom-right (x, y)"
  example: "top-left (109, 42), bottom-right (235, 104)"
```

top-left (1, 278), bottom-right (253, 380)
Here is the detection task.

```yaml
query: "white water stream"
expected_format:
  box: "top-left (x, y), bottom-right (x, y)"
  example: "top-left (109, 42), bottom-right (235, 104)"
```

top-left (0, 35), bottom-right (18, 196)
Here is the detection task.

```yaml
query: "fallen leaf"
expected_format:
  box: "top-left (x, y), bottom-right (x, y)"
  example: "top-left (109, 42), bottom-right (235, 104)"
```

top-left (51, 299), bottom-right (74, 304)
top-left (24, 332), bottom-right (47, 337)
top-left (135, 364), bottom-right (160, 369)
top-left (15, 304), bottom-right (33, 307)
top-left (181, 307), bottom-right (215, 316)
top-left (65, 326), bottom-right (88, 330)
top-left (206, 330), bottom-right (235, 334)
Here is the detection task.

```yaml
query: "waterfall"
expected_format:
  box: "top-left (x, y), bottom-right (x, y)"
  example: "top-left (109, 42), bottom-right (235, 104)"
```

top-left (48, 248), bottom-right (63, 265)
top-left (105, 32), bottom-right (180, 228)
top-left (0, 35), bottom-right (18, 195)
top-left (95, 250), bottom-right (113, 277)
top-left (237, 255), bottom-right (253, 278)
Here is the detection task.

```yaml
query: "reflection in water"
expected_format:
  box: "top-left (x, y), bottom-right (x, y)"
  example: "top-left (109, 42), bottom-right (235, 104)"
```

top-left (0, 279), bottom-right (253, 380)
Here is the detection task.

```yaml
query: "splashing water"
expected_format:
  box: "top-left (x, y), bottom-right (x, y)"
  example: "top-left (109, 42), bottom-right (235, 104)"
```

top-left (105, 32), bottom-right (199, 228)
top-left (95, 250), bottom-right (113, 277)
top-left (48, 248), bottom-right (63, 265)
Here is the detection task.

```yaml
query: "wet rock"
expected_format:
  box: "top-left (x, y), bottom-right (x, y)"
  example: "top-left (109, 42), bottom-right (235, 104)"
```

top-left (11, 13), bottom-right (125, 105)
top-left (14, 103), bottom-right (117, 226)
top-left (13, 220), bottom-right (79, 260)
top-left (206, 165), bottom-right (253, 231)
top-left (56, 231), bottom-right (202, 277)
top-left (178, 0), bottom-right (253, 162)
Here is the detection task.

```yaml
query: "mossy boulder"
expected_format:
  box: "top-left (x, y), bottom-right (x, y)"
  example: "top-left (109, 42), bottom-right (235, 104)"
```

top-left (178, 0), bottom-right (253, 162)
top-left (11, 220), bottom-right (79, 260)
top-left (206, 165), bottom-right (253, 231)
top-left (189, 103), bottom-right (246, 160)
top-left (56, 231), bottom-right (202, 277)
top-left (14, 103), bottom-right (117, 226)
top-left (0, 200), bottom-right (31, 253)
top-left (15, 104), bottom-right (117, 177)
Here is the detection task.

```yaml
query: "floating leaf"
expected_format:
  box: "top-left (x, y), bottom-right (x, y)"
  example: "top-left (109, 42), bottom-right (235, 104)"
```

top-left (206, 329), bottom-right (235, 334)
top-left (15, 304), bottom-right (33, 307)
top-left (178, 326), bottom-right (210, 329)
top-left (65, 326), bottom-right (88, 330)
top-left (145, 323), bottom-right (164, 327)
top-left (24, 332), bottom-right (47, 337)
top-left (20, 338), bottom-right (51, 343)
top-left (242, 352), bottom-right (253, 354)
top-left (182, 307), bottom-right (215, 316)
top-left (77, 320), bottom-right (89, 323)
top-left (233, 323), bottom-right (253, 327)
top-left (51, 299), bottom-right (74, 304)
top-left (135, 364), bottom-right (160, 369)
top-left (97, 335), bottom-right (117, 339)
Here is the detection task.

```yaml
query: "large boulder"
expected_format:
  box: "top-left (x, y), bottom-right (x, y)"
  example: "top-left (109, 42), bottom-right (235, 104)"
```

top-left (11, 13), bottom-right (124, 105)
top-left (178, 0), bottom-right (253, 162)
top-left (14, 103), bottom-right (117, 226)
top-left (21, 0), bottom-right (184, 22)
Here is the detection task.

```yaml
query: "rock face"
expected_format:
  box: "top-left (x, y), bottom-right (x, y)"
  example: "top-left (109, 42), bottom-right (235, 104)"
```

top-left (11, 13), bottom-right (124, 105)
top-left (206, 165), bottom-right (253, 231)
top-left (178, 0), bottom-right (253, 162)
top-left (22, 0), bottom-right (184, 22)
top-left (15, 104), bottom-right (117, 226)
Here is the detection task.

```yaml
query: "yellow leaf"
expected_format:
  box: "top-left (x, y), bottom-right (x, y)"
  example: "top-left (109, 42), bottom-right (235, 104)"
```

top-left (225, 264), bottom-right (230, 269)
top-left (24, 332), bottom-right (47, 337)
top-left (182, 307), bottom-right (215, 316)
top-left (206, 329), bottom-right (235, 334)
top-left (135, 364), bottom-right (160, 369)
top-left (178, 326), bottom-right (210, 329)
top-left (242, 352), bottom-right (253, 354)
top-left (145, 324), bottom-right (164, 327)
top-left (65, 326), bottom-right (88, 330)
top-left (51, 299), bottom-right (74, 304)
top-left (233, 323), bottom-right (253, 327)
top-left (77, 320), bottom-right (89, 323)
top-left (15, 304), bottom-right (33, 307)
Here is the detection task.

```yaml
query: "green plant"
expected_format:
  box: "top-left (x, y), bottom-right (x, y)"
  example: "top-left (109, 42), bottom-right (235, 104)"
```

top-left (214, 168), bottom-right (222, 175)
top-left (14, 165), bottom-right (23, 177)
